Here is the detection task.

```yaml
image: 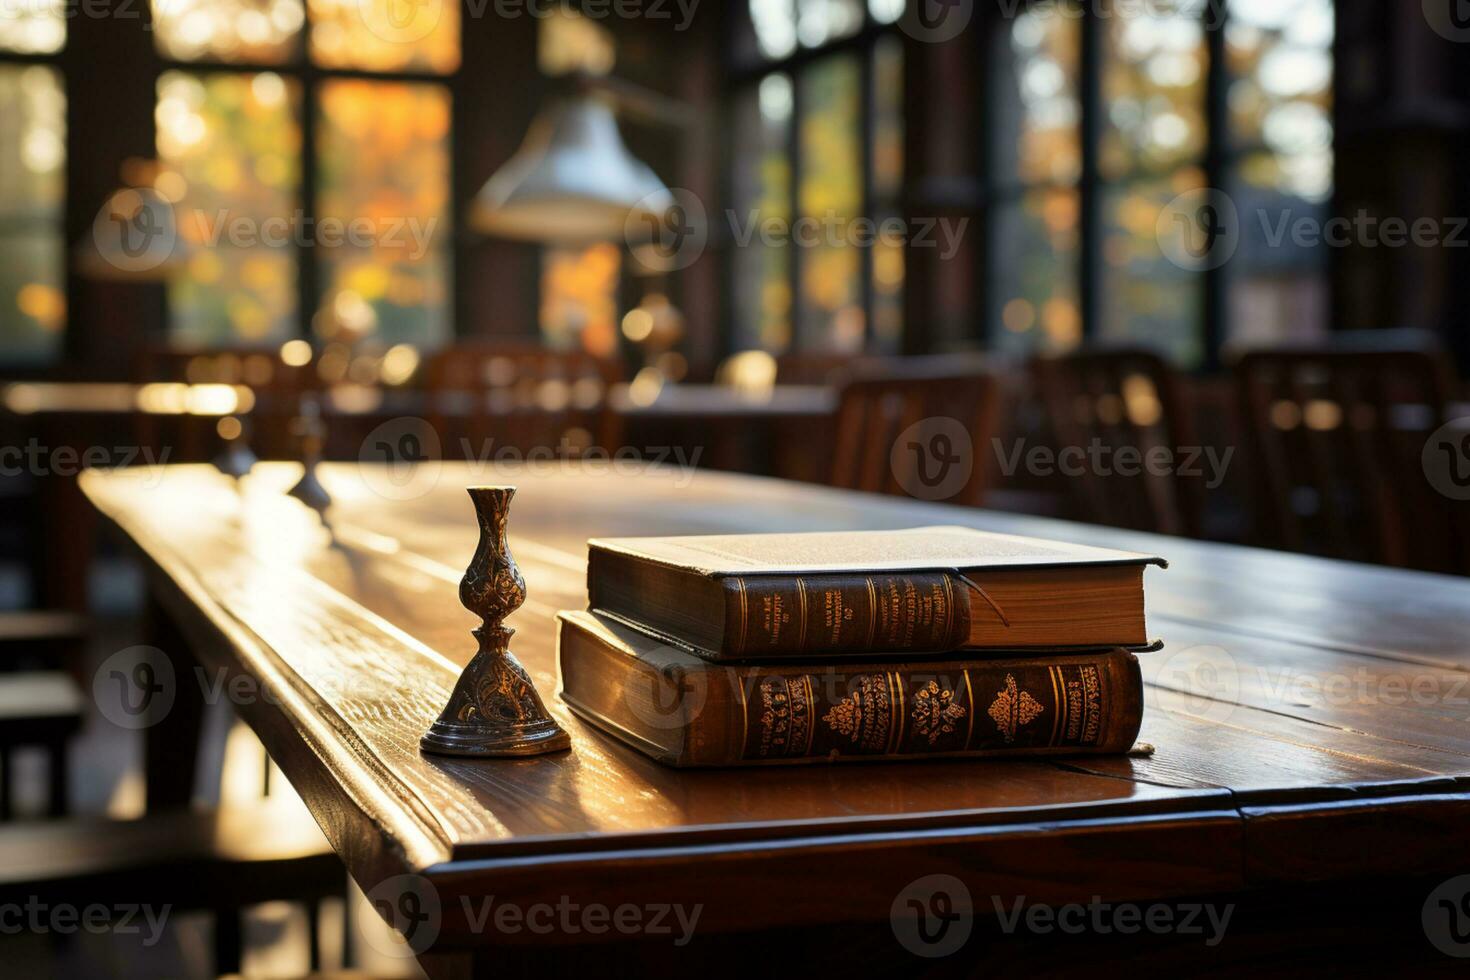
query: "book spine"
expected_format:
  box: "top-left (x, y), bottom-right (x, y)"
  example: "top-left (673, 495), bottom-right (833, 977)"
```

top-left (720, 572), bottom-right (971, 659)
top-left (729, 655), bottom-right (1139, 763)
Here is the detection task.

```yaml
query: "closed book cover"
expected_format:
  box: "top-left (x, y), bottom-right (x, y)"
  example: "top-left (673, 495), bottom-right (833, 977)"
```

top-left (586, 525), bottom-right (1165, 661)
top-left (556, 610), bottom-right (1145, 768)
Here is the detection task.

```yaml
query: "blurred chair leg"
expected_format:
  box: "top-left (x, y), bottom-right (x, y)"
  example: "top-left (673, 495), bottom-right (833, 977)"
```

top-left (214, 906), bottom-right (242, 976)
top-left (0, 746), bottom-right (10, 821)
top-left (46, 739), bottom-right (68, 817)
top-left (307, 899), bottom-right (322, 970)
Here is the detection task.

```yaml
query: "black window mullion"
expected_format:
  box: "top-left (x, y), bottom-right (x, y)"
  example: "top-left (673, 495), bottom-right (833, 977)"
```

top-left (787, 65), bottom-right (803, 352)
top-left (727, 19), bottom-right (905, 354)
top-left (858, 41), bottom-right (875, 350)
top-left (298, 63), bottom-right (319, 342)
top-left (1078, 1), bottom-right (1104, 345)
top-left (1202, 0), bottom-right (1230, 371)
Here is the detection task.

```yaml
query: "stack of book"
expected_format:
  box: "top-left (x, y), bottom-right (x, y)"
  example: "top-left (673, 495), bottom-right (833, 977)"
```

top-left (556, 526), bottom-right (1164, 767)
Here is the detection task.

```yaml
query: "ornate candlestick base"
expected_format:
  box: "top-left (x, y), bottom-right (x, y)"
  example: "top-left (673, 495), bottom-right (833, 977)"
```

top-left (288, 394), bottom-right (331, 511)
top-left (421, 487), bottom-right (571, 758)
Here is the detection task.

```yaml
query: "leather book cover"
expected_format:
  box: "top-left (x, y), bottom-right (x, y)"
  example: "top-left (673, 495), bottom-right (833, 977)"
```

top-left (586, 526), bottom-right (1165, 660)
top-left (557, 610), bottom-right (1145, 767)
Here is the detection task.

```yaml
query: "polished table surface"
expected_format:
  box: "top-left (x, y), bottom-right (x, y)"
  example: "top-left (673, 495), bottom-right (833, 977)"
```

top-left (81, 463), bottom-right (1470, 962)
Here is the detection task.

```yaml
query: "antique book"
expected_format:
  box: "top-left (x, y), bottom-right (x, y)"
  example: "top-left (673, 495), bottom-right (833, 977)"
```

top-left (557, 610), bottom-right (1144, 767)
top-left (586, 525), bottom-right (1165, 661)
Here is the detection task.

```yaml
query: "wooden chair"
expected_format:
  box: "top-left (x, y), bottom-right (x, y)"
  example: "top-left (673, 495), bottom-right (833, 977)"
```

top-left (831, 358), bottom-right (1000, 507)
top-left (0, 611), bottom-right (90, 820)
top-left (134, 344), bottom-right (318, 461)
top-left (1232, 331), bottom-right (1469, 573)
top-left (0, 798), bottom-right (346, 974)
top-left (775, 352), bottom-right (871, 386)
top-left (0, 607), bottom-right (352, 973)
top-left (425, 343), bottom-right (623, 458)
top-left (0, 672), bottom-right (83, 820)
top-left (1030, 348), bottom-right (1204, 538)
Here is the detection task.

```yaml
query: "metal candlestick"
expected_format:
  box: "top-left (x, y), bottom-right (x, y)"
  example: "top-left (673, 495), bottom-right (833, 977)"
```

top-left (288, 393), bottom-right (331, 511)
top-left (212, 415), bottom-right (257, 479)
top-left (421, 487), bottom-right (571, 757)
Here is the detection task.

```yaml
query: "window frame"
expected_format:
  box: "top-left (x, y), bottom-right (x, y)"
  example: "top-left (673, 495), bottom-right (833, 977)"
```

top-left (148, 7), bottom-right (463, 349)
top-left (722, 5), bottom-right (905, 355)
top-left (988, 0), bottom-right (1333, 371)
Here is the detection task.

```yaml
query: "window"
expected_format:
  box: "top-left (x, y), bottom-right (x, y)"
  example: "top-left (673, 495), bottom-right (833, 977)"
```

top-left (0, 9), bottom-right (66, 363)
top-left (990, 0), bottom-right (1334, 368)
top-left (1097, 3), bottom-right (1209, 366)
top-left (989, 2), bottom-right (1083, 356)
top-left (152, 0), bottom-right (457, 351)
top-left (727, 0), bottom-right (905, 354)
top-left (1223, 0), bottom-right (1332, 348)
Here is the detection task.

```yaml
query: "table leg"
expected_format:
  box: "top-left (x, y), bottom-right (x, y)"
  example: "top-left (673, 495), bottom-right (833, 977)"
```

top-left (143, 595), bottom-right (205, 811)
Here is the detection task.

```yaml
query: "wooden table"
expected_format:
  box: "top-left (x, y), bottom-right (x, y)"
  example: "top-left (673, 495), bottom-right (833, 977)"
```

top-left (81, 463), bottom-right (1470, 974)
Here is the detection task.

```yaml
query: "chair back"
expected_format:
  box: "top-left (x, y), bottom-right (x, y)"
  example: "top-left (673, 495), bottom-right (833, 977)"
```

top-left (1232, 331), bottom-right (1467, 573)
top-left (831, 359), bottom-right (999, 506)
top-left (133, 345), bottom-right (314, 461)
top-left (1030, 348), bottom-right (1204, 537)
top-left (425, 343), bottom-right (623, 458)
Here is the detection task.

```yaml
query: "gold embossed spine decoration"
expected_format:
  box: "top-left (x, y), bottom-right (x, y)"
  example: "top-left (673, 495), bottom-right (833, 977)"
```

top-left (558, 610), bottom-right (1143, 766)
top-left (420, 487), bottom-right (571, 758)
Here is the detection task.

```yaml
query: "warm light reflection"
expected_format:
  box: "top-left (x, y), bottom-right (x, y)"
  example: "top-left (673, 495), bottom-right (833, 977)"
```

top-left (380, 343), bottom-right (421, 386)
top-left (150, 0), bottom-right (304, 63)
top-left (134, 383), bottom-right (255, 416)
top-left (0, 0), bottom-right (64, 53)
top-left (718, 350), bottom-right (779, 397)
top-left (308, 0), bottom-right (459, 73)
top-left (627, 367), bottom-right (666, 407)
top-left (280, 338), bottom-right (313, 367)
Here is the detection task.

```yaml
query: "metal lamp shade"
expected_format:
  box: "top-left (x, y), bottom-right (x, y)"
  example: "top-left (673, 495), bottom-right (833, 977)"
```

top-left (470, 96), bottom-right (674, 244)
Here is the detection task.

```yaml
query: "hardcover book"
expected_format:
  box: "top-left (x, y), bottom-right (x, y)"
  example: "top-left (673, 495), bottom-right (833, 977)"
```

top-left (557, 610), bottom-right (1145, 767)
top-left (586, 525), bottom-right (1165, 661)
